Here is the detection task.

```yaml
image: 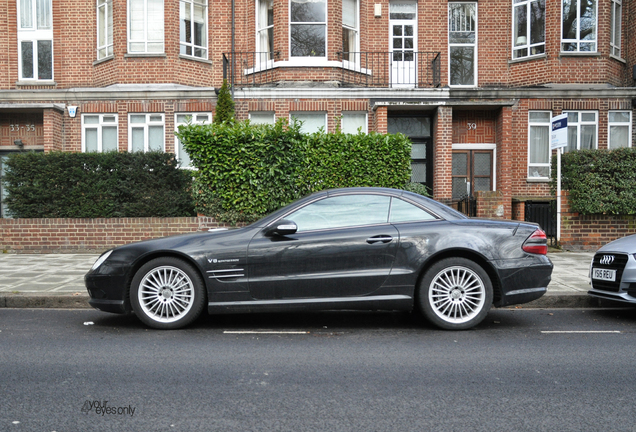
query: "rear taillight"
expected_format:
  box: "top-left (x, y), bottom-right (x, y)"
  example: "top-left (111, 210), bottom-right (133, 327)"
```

top-left (522, 229), bottom-right (548, 255)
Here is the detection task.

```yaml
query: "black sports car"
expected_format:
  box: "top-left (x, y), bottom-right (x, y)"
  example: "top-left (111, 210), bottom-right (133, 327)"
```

top-left (85, 187), bottom-right (552, 330)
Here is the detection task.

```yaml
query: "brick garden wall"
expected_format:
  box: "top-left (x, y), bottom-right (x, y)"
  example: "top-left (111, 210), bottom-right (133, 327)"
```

top-left (558, 191), bottom-right (636, 251)
top-left (0, 217), bottom-right (234, 253)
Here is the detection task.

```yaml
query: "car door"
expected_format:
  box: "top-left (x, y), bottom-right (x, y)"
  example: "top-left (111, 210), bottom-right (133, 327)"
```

top-left (247, 193), bottom-right (399, 299)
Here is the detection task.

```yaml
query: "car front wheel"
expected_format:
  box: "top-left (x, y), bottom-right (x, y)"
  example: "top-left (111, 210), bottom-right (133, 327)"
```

top-left (130, 257), bottom-right (206, 329)
top-left (418, 258), bottom-right (493, 330)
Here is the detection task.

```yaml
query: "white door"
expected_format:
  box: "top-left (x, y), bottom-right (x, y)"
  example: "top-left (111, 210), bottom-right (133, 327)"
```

top-left (389, 1), bottom-right (417, 87)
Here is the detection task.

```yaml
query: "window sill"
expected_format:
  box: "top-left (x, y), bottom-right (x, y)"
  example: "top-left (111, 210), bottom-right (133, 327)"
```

top-left (93, 55), bottom-right (114, 66)
top-left (609, 54), bottom-right (626, 64)
top-left (558, 51), bottom-right (600, 58)
top-left (16, 80), bottom-right (56, 87)
top-left (124, 53), bottom-right (167, 58)
top-left (508, 53), bottom-right (547, 65)
top-left (179, 54), bottom-right (212, 65)
top-left (526, 177), bottom-right (550, 183)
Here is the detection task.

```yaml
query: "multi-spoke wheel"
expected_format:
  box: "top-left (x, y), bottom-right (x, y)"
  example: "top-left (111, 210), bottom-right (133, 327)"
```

top-left (418, 258), bottom-right (493, 330)
top-left (130, 257), bottom-right (205, 329)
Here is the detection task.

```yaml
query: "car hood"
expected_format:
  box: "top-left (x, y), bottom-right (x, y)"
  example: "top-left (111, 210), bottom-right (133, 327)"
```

top-left (597, 234), bottom-right (636, 253)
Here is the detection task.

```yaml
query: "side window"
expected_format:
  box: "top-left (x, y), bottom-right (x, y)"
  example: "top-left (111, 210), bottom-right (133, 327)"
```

top-left (286, 195), bottom-right (391, 232)
top-left (389, 198), bottom-right (437, 223)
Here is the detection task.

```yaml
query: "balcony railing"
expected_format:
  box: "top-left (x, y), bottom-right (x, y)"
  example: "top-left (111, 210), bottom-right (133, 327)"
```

top-left (222, 51), bottom-right (441, 88)
top-left (223, 52), bottom-right (281, 87)
top-left (337, 52), bottom-right (441, 88)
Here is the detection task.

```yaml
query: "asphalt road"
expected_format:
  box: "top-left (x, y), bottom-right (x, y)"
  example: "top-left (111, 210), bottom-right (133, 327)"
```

top-left (2, 308), bottom-right (636, 432)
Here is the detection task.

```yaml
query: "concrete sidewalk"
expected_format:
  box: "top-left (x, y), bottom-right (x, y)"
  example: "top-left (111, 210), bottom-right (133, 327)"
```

top-left (0, 251), bottom-right (605, 309)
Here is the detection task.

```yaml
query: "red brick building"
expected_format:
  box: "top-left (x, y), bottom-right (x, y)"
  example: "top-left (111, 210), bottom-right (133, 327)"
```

top-left (0, 0), bottom-right (635, 220)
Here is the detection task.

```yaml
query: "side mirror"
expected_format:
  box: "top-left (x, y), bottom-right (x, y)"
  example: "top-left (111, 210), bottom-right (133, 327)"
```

top-left (265, 219), bottom-right (298, 236)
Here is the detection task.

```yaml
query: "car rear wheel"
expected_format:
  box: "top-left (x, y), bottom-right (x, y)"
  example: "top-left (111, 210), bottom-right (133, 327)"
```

top-left (130, 257), bottom-right (206, 329)
top-left (418, 257), bottom-right (493, 330)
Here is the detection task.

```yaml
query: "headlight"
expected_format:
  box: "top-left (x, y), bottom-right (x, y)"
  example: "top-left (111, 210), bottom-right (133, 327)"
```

top-left (91, 250), bottom-right (113, 270)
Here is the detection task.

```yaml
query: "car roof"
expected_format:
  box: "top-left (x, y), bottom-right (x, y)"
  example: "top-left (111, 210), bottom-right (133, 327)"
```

top-left (253, 187), bottom-right (467, 227)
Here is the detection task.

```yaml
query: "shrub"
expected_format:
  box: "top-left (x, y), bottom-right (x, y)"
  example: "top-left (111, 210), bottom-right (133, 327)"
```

top-left (2, 152), bottom-right (195, 218)
top-left (177, 119), bottom-right (412, 222)
top-left (552, 148), bottom-right (636, 215)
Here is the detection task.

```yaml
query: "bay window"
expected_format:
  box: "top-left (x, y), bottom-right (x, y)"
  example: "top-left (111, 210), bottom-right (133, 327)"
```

top-left (512, 0), bottom-right (545, 59)
top-left (610, 0), bottom-right (622, 58)
top-left (257, 0), bottom-right (274, 61)
top-left (342, 0), bottom-right (359, 63)
top-left (291, 112), bottom-right (326, 133)
top-left (290, 0), bottom-right (326, 58)
top-left (180, 0), bottom-right (207, 59)
top-left (561, 0), bottom-right (596, 52)
top-left (97, 0), bottom-right (114, 60)
top-left (128, 0), bottom-right (164, 54)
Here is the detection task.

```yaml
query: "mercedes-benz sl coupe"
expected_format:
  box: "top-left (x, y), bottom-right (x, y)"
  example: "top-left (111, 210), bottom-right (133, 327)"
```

top-left (85, 187), bottom-right (552, 330)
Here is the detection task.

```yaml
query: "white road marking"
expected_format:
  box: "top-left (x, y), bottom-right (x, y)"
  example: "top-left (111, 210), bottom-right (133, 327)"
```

top-left (541, 331), bottom-right (621, 334)
top-left (224, 330), bottom-right (310, 334)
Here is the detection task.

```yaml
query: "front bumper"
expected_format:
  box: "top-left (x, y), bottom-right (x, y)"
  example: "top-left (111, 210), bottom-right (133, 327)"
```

top-left (85, 272), bottom-right (130, 314)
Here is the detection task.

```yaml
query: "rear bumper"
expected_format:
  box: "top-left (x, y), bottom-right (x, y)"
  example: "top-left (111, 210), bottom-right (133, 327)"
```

top-left (494, 255), bottom-right (552, 307)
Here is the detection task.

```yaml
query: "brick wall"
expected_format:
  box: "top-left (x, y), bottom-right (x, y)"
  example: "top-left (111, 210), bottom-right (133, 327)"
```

top-left (475, 190), bottom-right (506, 219)
top-left (558, 191), bottom-right (636, 251)
top-left (0, 217), bottom-right (235, 253)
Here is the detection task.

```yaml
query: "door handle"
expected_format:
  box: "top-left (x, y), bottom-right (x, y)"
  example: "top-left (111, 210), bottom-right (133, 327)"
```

top-left (366, 235), bottom-right (393, 244)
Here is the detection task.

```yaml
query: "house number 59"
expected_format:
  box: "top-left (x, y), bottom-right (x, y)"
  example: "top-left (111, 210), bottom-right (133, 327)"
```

top-left (467, 123), bottom-right (477, 130)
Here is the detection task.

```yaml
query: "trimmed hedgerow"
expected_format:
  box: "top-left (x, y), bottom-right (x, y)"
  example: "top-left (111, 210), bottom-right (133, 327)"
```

top-left (552, 147), bottom-right (636, 215)
top-left (176, 119), bottom-right (413, 223)
top-left (2, 151), bottom-right (195, 218)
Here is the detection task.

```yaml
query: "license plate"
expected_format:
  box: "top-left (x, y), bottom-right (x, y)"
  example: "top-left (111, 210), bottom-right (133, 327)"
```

top-left (592, 268), bottom-right (616, 282)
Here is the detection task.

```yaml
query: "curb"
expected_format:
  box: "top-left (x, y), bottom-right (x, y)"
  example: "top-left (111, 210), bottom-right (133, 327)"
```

top-left (0, 293), bottom-right (91, 309)
top-left (0, 292), bottom-right (627, 310)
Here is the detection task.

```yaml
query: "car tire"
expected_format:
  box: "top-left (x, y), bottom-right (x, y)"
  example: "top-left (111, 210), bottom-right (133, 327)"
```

top-left (130, 257), bottom-right (206, 330)
top-left (418, 257), bottom-right (493, 330)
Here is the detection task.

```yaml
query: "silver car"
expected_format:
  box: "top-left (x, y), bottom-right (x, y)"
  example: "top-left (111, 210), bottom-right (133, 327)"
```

top-left (589, 235), bottom-right (636, 304)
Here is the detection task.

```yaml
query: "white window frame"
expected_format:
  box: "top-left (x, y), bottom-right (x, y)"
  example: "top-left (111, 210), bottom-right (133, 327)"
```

top-left (127, 0), bottom-right (165, 54)
top-left (289, 0), bottom-right (327, 59)
top-left (82, 114), bottom-right (119, 153)
top-left (512, 0), bottom-right (545, 60)
top-left (608, 111), bottom-right (632, 149)
top-left (17, 0), bottom-right (54, 81)
top-left (180, 0), bottom-right (208, 59)
top-left (527, 111), bottom-right (551, 179)
top-left (610, 0), bottom-right (622, 59)
top-left (560, 0), bottom-right (597, 53)
top-left (563, 111), bottom-right (598, 152)
top-left (256, 0), bottom-right (274, 66)
top-left (128, 113), bottom-right (165, 152)
top-left (448, 2), bottom-right (477, 87)
top-left (290, 112), bottom-right (327, 133)
top-left (249, 111), bottom-right (275, 125)
top-left (97, 0), bottom-right (114, 60)
top-left (174, 113), bottom-right (211, 168)
top-left (341, 111), bottom-right (367, 134)
top-left (342, 0), bottom-right (359, 66)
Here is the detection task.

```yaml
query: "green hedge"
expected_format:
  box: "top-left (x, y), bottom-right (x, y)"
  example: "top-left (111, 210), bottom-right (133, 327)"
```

top-left (177, 119), bottom-right (413, 223)
top-left (552, 148), bottom-right (636, 215)
top-left (2, 152), bottom-right (195, 218)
